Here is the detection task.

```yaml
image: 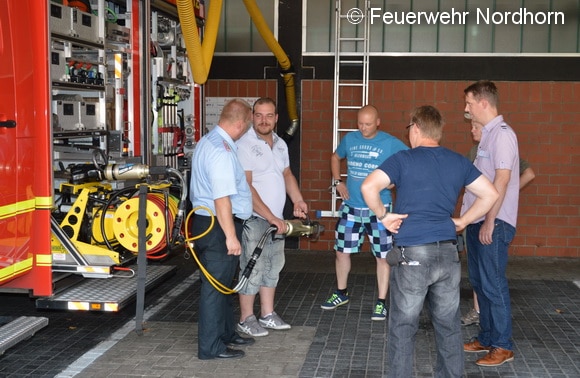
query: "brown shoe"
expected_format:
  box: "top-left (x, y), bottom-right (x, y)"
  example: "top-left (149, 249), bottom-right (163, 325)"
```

top-left (476, 347), bottom-right (514, 367)
top-left (464, 340), bottom-right (491, 353)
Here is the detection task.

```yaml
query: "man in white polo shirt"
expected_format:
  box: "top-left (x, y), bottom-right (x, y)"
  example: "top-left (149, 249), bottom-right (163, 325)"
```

top-left (235, 97), bottom-right (308, 337)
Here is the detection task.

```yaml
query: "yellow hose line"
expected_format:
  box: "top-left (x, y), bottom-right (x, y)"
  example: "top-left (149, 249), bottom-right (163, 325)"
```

top-left (185, 206), bottom-right (237, 295)
top-left (176, 0), bottom-right (299, 127)
top-left (242, 0), bottom-right (290, 69)
top-left (176, 0), bottom-right (222, 84)
top-left (242, 0), bottom-right (299, 123)
top-left (283, 73), bottom-right (299, 123)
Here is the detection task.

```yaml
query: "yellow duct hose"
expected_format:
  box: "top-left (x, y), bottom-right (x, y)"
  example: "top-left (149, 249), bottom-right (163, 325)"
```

top-left (176, 0), bottom-right (222, 84)
top-left (176, 0), bottom-right (300, 137)
top-left (242, 0), bottom-right (299, 132)
top-left (242, 0), bottom-right (290, 70)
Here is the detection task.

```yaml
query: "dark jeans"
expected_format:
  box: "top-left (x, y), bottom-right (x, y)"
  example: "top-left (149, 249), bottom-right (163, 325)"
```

top-left (466, 219), bottom-right (516, 351)
top-left (191, 215), bottom-right (241, 359)
top-left (387, 243), bottom-right (463, 378)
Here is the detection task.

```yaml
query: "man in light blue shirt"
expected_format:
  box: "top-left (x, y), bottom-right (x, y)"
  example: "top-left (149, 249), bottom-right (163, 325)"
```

top-left (189, 98), bottom-right (254, 360)
top-left (461, 80), bottom-right (520, 367)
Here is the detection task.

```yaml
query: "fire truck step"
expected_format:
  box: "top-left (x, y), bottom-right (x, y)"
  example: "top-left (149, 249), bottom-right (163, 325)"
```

top-left (0, 316), bottom-right (49, 355)
top-left (35, 265), bottom-right (176, 312)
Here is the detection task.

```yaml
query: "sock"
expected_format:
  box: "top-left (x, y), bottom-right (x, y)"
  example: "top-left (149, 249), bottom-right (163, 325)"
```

top-left (377, 298), bottom-right (386, 305)
top-left (337, 288), bottom-right (348, 296)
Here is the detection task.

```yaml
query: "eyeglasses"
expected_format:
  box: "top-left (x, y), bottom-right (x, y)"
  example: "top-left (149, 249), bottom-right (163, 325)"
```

top-left (406, 122), bottom-right (414, 129)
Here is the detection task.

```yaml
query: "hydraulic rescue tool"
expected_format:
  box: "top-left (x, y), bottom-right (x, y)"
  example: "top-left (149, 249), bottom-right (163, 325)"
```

top-left (234, 218), bottom-right (324, 292)
top-left (186, 212), bottom-right (324, 294)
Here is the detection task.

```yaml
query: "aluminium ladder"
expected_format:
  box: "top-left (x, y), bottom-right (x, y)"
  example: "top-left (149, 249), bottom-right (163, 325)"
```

top-left (318, 0), bottom-right (371, 218)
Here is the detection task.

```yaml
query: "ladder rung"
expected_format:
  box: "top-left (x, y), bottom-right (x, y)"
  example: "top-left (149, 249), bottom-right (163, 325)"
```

top-left (338, 83), bottom-right (366, 87)
top-left (339, 37), bottom-right (366, 42)
top-left (339, 60), bottom-right (364, 65)
top-left (339, 14), bottom-right (365, 20)
top-left (338, 106), bottom-right (362, 110)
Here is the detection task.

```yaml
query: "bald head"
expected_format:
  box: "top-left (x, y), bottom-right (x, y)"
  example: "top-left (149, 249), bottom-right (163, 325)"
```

top-left (219, 98), bottom-right (252, 124)
top-left (358, 105), bottom-right (379, 119)
top-left (218, 98), bottom-right (252, 141)
top-left (357, 105), bottom-right (380, 139)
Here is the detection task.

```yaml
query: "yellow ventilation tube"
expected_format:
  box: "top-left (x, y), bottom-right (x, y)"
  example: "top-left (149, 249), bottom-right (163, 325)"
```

top-left (176, 0), bottom-right (300, 139)
top-left (176, 0), bottom-right (222, 85)
top-left (242, 0), bottom-right (299, 139)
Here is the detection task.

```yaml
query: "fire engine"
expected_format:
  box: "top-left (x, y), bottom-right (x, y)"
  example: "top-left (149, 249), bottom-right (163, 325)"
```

top-left (0, 0), bottom-right (206, 352)
top-left (0, 0), bottom-right (319, 355)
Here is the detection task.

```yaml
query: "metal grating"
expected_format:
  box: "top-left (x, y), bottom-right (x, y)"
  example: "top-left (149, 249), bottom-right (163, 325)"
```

top-left (0, 316), bottom-right (49, 355)
top-left (36, 265), bottom-right (176, 311)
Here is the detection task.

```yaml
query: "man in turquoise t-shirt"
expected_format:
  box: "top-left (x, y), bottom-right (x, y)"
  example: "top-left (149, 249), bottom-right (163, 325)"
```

top-left (321, 105), bottom-right (408, 320)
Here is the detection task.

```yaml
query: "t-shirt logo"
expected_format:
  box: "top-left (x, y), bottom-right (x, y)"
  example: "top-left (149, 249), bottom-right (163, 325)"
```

top-left (251, 145), bottom-right (264, 157)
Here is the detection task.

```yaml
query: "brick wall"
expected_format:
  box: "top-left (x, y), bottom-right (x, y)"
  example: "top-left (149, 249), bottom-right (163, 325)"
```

top-left (205, 80), bottom-right (580, 258)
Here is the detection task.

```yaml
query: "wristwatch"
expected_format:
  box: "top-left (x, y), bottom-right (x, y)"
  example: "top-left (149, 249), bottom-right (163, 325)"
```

top-left (333, 179), bottom-right (342, 187)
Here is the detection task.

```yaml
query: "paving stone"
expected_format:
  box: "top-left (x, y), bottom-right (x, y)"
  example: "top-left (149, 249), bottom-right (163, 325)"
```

top-left (0, 252), bottom-right (579, 377)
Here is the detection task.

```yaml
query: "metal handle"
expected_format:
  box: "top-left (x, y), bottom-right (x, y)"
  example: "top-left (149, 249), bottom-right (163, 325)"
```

top-left (0, 120), bottom-right (16, 128)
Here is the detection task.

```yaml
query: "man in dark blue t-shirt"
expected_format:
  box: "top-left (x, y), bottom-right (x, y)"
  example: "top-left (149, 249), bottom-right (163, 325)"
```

top-left (361, 105), bottom-right (498, 378)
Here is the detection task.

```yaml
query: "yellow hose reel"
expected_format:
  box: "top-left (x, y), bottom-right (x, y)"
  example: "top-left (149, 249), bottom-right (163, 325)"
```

top-left (111, 193), bottom-right (179, 254)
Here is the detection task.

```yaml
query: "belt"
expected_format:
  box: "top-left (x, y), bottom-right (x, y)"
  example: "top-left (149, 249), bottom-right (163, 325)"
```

top-left (399, 240), bottom-right (457, 248)
top-left (193, 213), bottom-right (245, 224)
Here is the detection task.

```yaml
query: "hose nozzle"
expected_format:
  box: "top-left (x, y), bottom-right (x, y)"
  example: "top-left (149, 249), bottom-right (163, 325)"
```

top-left (284, 219), bottom-right (324, 241)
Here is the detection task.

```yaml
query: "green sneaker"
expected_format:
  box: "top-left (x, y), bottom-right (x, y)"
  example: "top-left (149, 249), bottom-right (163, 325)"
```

top-left (371, 301), bottom-right (387, 321)
top-left (321, 291), bottom-right (349, 310)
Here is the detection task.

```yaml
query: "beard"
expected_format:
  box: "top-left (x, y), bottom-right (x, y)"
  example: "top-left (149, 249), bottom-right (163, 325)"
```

top-left (255, 123), bottom-right (273, 136)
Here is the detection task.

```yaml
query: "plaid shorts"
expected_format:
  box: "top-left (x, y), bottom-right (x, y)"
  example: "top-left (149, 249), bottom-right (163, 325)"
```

top-left (334, 203), bottom-right (393, 258)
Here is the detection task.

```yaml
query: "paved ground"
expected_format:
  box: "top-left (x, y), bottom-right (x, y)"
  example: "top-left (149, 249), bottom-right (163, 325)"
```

top-left (1, 250), bottom-right (579, 377)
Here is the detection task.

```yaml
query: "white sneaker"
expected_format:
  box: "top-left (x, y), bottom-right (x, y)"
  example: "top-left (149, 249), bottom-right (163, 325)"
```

top-left (461, 308), bottom-right (480, 326)
top-left (236, 314), bottom-right (269, 337)
top-left (259, 311), bottom-right (291, 330)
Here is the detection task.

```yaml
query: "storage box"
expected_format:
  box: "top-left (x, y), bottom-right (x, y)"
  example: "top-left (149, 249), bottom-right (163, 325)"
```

top-left (49, 2), bottom-right (73, 37)
top-left (53, 95), bottom-right (83, 131)
top-left (50, 49), bottom-right (68, 82)
top-left (79, 99), bottom-right (100, 130)
top-left (71, 8), bottom-right (101, 44)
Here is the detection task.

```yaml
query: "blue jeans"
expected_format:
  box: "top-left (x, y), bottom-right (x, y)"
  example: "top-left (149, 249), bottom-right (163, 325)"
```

top-left (192, 215), bottom-right (241, 359)
top-left (466, 219), bottom-right (516, 351)
top-left (387, 243), bottom-right (463, 378)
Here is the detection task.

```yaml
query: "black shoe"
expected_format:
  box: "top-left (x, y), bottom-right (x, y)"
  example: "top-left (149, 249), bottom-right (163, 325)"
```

top-left (216, 347), bottom-right (245, 359)
top-left (227, 335), bottom-right (255, 347)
